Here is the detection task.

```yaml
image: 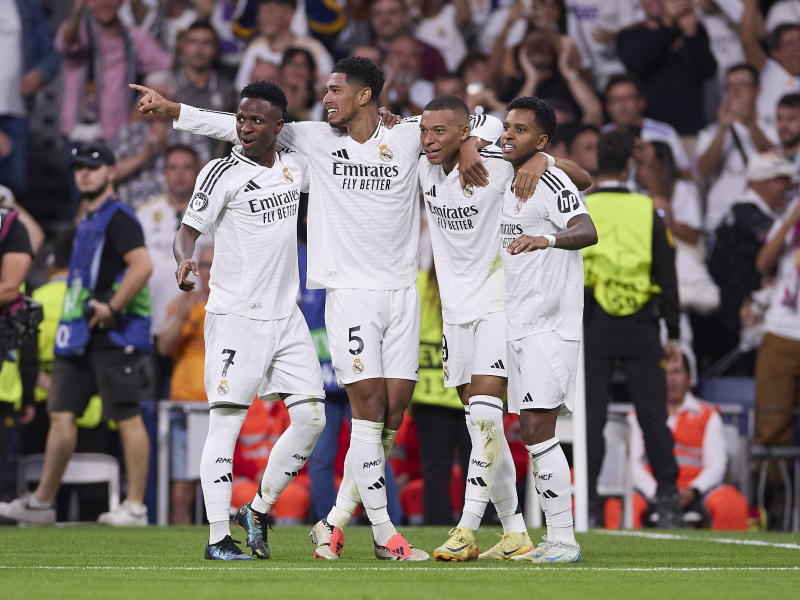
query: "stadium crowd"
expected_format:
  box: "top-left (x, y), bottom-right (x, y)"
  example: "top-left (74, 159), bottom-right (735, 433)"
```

top-left (0, 0), bottom-right (799, 532)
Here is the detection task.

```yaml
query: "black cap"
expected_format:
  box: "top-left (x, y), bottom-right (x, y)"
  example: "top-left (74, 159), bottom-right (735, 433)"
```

top-left (71, 143), bottom-right (116, 169)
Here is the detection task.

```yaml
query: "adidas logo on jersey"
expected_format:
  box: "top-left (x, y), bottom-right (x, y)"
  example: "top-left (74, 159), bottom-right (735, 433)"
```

top-left (424, 185), bottom-right (436, 197)
top-left (468, 476), bottom-right (488, 487)
top-left (368, 476), bottom-right (386, 490)
top-left (214, 473), bottom-right (232, 483)
top-left (490, 360), bottom-right (505, 370)
top-left (523, 392), bottom-right (533, 403)
top-left (541, 489), bottom-right (559, 498)
top-left (244, 180), bottom-right (260, 192)
top-left (332, 149), bottom-right (350, 160)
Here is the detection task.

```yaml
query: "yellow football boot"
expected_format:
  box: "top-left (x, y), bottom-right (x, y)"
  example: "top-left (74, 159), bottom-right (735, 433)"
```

top-left (478, 531), bottom-right (534, 560)
top-left (433, 527), bottom-right (479, 562)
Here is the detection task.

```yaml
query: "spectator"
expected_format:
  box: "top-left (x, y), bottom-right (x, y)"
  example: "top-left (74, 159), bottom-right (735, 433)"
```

top-left (776, 93), bottom-right (800, 166)
top-left (602, 74), bottom-right (692, 174)
top-left (350, 44), bottom-right (383, 66)
top-left (433, 73), bottom-right (467, 101)
top-left (565, 0), bottom-right (640, 92)
top-left (0, 0), bottom-right (60, 196)
top-left (458, 53), bottom-right (507, 119)
top-left (623, 355), bottom-right (749, 531)
top-left (708, 153), bottom-right (796, 367)
top-left (156, 244), bottom-right (211, 524)
top-left (281, 47), bottom-right (324, 122)
top-left (752, 155), bottom-right (800, 469)
top-left (766, 0), bottom-right (800, 31)
top-left (174, 21), bottom-right (237, 115)
top-left (411, 266), bottom-right (470, 525)
top-left (564, 123), bottom-right (600, 181)
top-left (136, 145), bottom-right (201, 345)
top-left (616, 0), bottom-right (717, 136)
top-left (411, 0), bottom-right (469, 73)
top-left (696, 63), bottom-right (773, 233)
top-left (57, 0), bottom-right (172, 146)
top-left (741, 0), bottom-right (800, 143)
top-left (249, 60), bottom-right (282, 85)
top-left (509, 29), bottom-right (603, 125)
top-left (369, 0), bottom-right (447, 82)
top-left (582, 129), bottom-right (682, 528)
top-left (234, 0), bottom-right (333, 94)
top-left (380, 35), bottom-right (434, 117)
top-left (112, 72), bottom-right (210, 208)
top-left (121, 0), bottom-right (205, 55)
top-left (0, 184), bottom-right (44, 255)
top-left (0, 143), bottom-right (155, 527)
top-left (697, 0), bottom-right (746, 122)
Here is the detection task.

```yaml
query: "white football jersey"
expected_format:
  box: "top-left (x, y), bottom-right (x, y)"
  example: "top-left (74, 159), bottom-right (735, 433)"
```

top-left (182, 147), bottom-right (308, 320)
top-left (500, 167), bottom-right (588, 342)
top-left (174, 106), bottom-right (502, 291)
top-left (418, 145), bottom-right (513, 324)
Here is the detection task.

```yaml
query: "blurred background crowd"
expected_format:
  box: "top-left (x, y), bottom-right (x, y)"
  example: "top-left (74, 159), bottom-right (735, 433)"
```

top-left (1, 0), bottom-right (800, 532)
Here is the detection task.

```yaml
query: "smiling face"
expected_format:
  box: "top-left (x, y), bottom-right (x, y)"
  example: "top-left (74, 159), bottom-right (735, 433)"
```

top-left (420, 109), bottom-right (470, 168)
top-left (323, 72), bottom-right (368, 127)
top-left (235, 97), bottom-right (284, 158)
top-left (502, 109), bottom-right (549, 166)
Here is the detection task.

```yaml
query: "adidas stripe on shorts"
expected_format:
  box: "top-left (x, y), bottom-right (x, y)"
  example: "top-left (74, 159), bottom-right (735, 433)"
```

top-left (442, 311), bottom-right (507, 388)
top-left (506, 330), bottom-right (579, 415)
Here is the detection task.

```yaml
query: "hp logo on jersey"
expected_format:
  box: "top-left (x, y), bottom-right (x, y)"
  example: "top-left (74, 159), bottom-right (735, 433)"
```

top-left (191, 192), bottom-right (209, 212)
top-left (557, 190), bottom-right (580, 214)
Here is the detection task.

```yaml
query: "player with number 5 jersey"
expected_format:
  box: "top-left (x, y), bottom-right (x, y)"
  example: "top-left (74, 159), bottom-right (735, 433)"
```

top-left (169, 82), bottom-right (326, 562)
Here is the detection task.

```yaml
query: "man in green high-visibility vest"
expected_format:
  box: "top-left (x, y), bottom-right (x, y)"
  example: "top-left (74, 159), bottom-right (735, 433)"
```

top-left (581, 129), bottom-right (682, 528)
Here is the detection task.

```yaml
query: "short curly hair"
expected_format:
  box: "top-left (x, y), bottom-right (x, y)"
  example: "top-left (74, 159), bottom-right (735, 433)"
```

top-left (505, 96), bottom-right (557, 143)
top-left (240, 80), bottom-right (288, 115)
top-left (332, 56), bottom-right (385, 100)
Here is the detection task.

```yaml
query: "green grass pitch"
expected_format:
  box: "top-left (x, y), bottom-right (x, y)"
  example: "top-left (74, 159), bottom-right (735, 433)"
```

top-left (2, 526), bottom-right (799, 600)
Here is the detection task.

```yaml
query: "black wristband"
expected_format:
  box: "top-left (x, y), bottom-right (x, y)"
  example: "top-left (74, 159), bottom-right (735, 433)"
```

top-left (110, 306), bottom-right (124, 325)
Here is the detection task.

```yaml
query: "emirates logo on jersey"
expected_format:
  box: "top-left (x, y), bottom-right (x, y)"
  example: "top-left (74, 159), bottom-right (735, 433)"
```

top-left (462, 182), bottom-right (474, 198)
top-left (379, 144), bottom-right (393, 162)
top-left (283, 167), bottom-right (294, 184)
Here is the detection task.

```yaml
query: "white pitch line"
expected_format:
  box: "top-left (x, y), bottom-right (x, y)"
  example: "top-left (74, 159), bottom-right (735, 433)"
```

top-left (595, 530), bottom-right (800, 551)
top-left (0, 566), bottom-right (798, 573)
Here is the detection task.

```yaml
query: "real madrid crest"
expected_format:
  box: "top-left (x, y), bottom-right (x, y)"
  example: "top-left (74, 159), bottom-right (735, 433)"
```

top-left (379, 144), bottom-right (393, 162)
top-left (462, 182), bottom-right (474, 198)
top-left (217, 379), bottom-right (229, 395)
top-left (353, 358), bottom-right (364, 374)
top-left (283, 167), bottom-right (294, 184)
top-left (514, 199), bottom-right (523, 214)
top-left (443, 365), bottom-right (450, 381)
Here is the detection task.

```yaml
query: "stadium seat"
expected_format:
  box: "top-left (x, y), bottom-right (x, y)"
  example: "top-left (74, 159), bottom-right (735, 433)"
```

top-left (17, 453), bottom-right (121, 521)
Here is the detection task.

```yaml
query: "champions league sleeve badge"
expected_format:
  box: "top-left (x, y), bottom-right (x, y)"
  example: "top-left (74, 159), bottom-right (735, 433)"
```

top-left (191, 192), bottom-right (209, 212)
top-left (379, 144), bottom-right (393, 162)
top-left (283, 167), bottom-right (294, 184)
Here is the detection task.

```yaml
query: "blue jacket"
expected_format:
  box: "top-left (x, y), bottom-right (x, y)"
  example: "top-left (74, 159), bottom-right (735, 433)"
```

top-left (17, 0), bottom-right (60, 83)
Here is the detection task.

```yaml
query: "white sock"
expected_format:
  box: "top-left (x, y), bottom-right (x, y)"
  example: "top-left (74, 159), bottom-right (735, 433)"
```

top-left (327, 426), bottom-right (398, 531)
top-left (200, 407), bottom-right (247, 543)
top-left (527, 437), bottom-right (575, 545)
top-left (251, 399), bottom-right (325, 514)
top-left (459, 396), bottom-right (505, 530)
top-left (349, 419), bottom-right (395, 544)
top-left (492, 430), bottom-right (526, 533)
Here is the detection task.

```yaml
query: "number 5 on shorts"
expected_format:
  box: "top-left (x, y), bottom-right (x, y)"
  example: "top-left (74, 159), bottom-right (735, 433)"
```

top-left (348, 326), bottom-right (364, 355)
top-left (221, 349), bottom-right (236, 377)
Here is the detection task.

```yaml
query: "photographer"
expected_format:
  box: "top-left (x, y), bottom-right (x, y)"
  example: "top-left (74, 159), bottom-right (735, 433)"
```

top-left (0, 143), bottom-right (154, 526)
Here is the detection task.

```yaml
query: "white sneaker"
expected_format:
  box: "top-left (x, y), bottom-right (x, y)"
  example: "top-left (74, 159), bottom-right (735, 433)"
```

top-left (511, 540), bottom-right (582, 564)
top-left (0, 492), bottom-right (56, 525)
top-left (97, 500), bottom-right (148, 526)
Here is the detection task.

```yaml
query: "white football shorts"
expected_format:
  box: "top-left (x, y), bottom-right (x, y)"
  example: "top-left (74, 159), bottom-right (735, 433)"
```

top-left (442, 311), bottom-right (507, 388)
top-left (204, 307), bottom-right (325, 407)
top-left (507, 330), bottom-right (579, 415)
top-left (325, 285), bottom-right (420, 386)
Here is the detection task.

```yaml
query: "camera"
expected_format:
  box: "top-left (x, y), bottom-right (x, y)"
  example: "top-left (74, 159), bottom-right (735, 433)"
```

top-left (0, 296), bottom-right (43, 359)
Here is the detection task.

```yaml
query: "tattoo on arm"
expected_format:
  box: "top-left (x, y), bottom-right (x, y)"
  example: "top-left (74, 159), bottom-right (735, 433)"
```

top-left (554, 214), bottom-right (598, 250)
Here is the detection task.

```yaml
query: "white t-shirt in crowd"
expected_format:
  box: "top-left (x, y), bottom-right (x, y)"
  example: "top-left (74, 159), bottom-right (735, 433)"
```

top-left (695, 121), bottom-right (757, 232)
top-left (602, 118), bottom-right (691, 171)
top-left (672, 178), bottom-right (703, 231)
top-left (417, 145), bottom-right (512, 324)
top-left (234, 34), bottom-right (334, 93)
top-left (182, 148), bottom-right (308, 320)
top-left (763, 196), bottom-right (800, 341)
top-left (136, 195), bottom-right (201, 336)
top-left (766, 0), bottom-right (800, 32)
top-left (501, 166), bottom-right (588, 341)
top-left (699, 4), bottom-right (745, 118)
top-left (175, 106), bottom-right (503, 291)
top-left (756, 58), bottom-right (800, 144)
top-left (566, 0), bottom-right (640, 92)
top-left (0, 0), bottom-right (26, 118)
top-left (414, 4), bottom-right (467, 73)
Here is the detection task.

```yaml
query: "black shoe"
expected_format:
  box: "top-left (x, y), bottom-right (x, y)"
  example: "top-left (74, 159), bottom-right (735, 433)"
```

top-left (655, 491), bottom-right (688, 529)
top-left (204, 535), bottom-right (254, 560)
top-left (235, 502), bottom-right (274, 559)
